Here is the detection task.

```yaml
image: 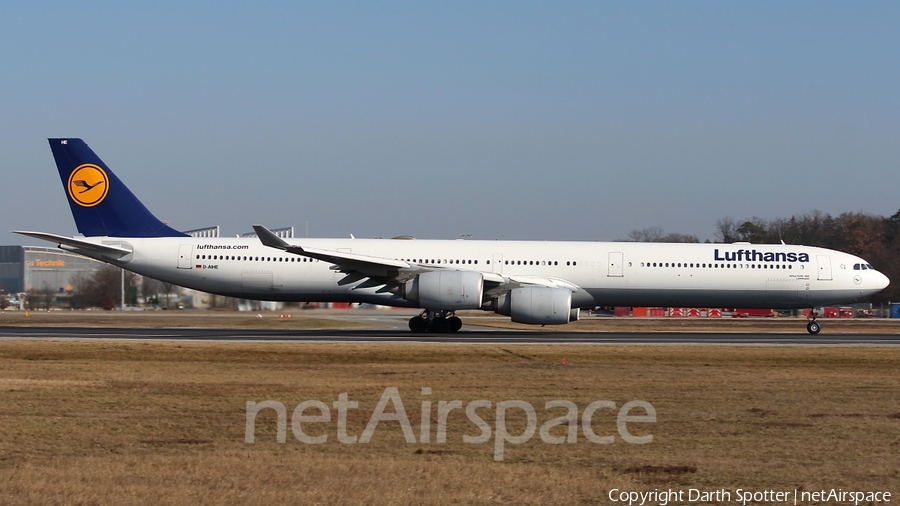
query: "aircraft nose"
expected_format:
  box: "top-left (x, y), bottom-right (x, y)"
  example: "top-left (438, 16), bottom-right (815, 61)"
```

top-left (876, 271), bottom-right (891, 290)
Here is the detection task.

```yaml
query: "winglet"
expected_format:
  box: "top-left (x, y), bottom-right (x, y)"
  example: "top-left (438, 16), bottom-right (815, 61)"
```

top-left (253, 225), bottom-right (300, 252)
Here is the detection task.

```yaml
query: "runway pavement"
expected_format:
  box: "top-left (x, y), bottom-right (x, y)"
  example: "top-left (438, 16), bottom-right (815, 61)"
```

top-left (0, 325), bottom-right (898, 345)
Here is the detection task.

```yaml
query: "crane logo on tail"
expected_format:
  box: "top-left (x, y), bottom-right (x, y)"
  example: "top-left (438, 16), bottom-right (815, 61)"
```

top-left (67, 164), bottom-right (109, 207)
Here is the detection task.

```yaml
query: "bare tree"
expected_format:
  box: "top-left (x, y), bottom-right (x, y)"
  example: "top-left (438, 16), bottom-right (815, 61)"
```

top-left (715, 217), bottom-right (737, 243)
top-left (141, 276), bottom-right (164, 306)
top-left (660, 233), bottom-right (700, 243)
top-left (162, 281), bottom-right (175, 309)
top-left (24, 289), bottom-right (37, 310)
top-left (624, 227), bottom-right (699, 243)
top-left (124, 271), bottom-right (138, 306)
top-left (69, 271), bottom-right (92, 309)
top-left (91, 265), bottom-right (122, 310)
top-left (627, 227), bottom-right (665, 242)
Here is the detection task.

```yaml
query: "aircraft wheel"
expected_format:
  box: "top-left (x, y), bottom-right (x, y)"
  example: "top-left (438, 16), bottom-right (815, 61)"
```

top-left (431, 317), bottom-right (449, 333)
top-left (409, 317), bottom-right (428, 333)
top-left (447, 316), bottom-right (462, 333)
top-left (806, 321), bottom-right (821, 335)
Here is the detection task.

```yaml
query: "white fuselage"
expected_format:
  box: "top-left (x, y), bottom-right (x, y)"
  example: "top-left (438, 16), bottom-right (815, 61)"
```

top-left (81, 237), bottom-right (888, 310)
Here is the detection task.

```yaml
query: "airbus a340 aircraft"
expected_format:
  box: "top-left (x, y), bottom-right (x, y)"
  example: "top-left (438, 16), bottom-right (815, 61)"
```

top-left (15, 139), bottom-right (889, 334)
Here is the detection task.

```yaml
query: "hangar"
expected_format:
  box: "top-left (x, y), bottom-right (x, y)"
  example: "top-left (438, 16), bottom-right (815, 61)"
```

top-left (0, 245), bottom-right (107, 297)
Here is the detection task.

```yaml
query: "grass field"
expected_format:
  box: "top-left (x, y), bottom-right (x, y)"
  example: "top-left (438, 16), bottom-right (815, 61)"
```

top-left (0, 339), bottom-right (898, 504)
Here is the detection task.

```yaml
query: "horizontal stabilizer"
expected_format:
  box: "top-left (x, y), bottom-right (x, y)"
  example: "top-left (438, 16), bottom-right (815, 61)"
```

top-left (12, 230), bottom-right (132, 256)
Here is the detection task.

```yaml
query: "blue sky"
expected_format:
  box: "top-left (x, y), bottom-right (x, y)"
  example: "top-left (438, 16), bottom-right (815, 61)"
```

top-left (2, 2), bottom-right (898, 244)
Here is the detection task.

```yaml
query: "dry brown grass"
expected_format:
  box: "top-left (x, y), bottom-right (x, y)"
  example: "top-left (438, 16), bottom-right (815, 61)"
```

top-left (0, 453), bottom-right (628, 506)
top-left (0, 341), bottom-right (898, 504)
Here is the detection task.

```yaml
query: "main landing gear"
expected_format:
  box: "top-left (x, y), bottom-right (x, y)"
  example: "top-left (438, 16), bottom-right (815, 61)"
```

top-left (806, 310), bottom-right (821, 335)
top-left (408, 309), bottom-right (463, 333)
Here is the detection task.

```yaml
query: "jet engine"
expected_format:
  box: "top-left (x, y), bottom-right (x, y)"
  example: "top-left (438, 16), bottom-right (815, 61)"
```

top-left (404, 271), bottom-right (484, 309)
top-left (493, 287), bottom-right (575, 325)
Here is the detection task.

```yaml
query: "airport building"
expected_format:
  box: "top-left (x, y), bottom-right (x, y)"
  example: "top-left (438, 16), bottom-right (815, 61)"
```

top-left (0, 245), bottom-right (107, 295)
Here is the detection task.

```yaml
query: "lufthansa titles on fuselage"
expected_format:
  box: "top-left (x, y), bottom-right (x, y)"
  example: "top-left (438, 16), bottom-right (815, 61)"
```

top-left (196, 244), bottom-right (250, 250)
top-left (714, 248), bottom-right (810, 263)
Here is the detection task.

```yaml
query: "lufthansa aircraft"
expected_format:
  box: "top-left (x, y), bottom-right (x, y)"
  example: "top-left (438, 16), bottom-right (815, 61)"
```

top-left (15, 139), bottom-right (890, 334)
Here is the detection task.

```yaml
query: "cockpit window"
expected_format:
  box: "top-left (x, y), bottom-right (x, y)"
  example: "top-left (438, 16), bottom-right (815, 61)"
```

top-left (866, 264), bottom-right (875, 270)
top-left (854, 264), bottom-right (860, 270)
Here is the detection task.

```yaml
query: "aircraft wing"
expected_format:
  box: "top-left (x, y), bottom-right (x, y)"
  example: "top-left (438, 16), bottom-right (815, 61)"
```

top-left (253, 225), bottom-right (410, 278)
top-left (253, 225), bottom-right (565, 292)
top-left (12, 231), bottom-right (132, 256)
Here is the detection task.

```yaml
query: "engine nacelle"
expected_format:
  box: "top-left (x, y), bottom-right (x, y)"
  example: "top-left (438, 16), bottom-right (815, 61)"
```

top-left (494, 287), bottom-right (573, 325)
top-left (404, 271), bottom-right (484, 310)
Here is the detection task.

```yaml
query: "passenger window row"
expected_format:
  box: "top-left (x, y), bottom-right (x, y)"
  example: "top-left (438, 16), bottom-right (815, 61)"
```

top-left (504, 260), bottom-right (563, 266)
top-left (197, 255), bottom-right (318, 262)
top-left (640, 261), bottom-right (792, 270)
top-left (195, 254), bottom-right (584, 267)
top-left (393, 259), bottom-right (578, 266)
top-left (399, 259), bottom-right (479, 265)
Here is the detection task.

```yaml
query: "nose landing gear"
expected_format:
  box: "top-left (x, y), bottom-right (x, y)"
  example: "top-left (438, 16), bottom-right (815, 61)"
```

top-left (806, 310), bottom-right (821, 335)
top-left (408, 309), bottom-right (462, 333)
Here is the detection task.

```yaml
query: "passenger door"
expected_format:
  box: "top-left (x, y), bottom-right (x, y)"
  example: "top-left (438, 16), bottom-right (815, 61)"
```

top-left (608, 252), bottom-right (624, 277)
top-left (492, 254), bottom-right (503, 275)
top-left (177, 244), bottom-right (193, 269)
top-left (816, 255), bottom-right (832, 281)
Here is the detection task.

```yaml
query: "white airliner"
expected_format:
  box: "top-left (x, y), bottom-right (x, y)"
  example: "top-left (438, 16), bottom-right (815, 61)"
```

top-left (15, 139), bottom-right (889, 334)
